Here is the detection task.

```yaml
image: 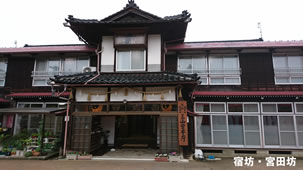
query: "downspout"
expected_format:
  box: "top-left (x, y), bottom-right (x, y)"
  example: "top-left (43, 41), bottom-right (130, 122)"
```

top-left (84, 44), bottom-right (103, 85)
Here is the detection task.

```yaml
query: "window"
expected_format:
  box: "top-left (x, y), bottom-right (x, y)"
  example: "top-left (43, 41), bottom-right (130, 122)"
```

top-left (209, 55), bottom-right (241, 85)
top-left (177, 55), bottom-right (241, 85)
top-left (227, 103), bottom-right (259, 113)
top-left (114, 34), bottom-right (146, 72)
top-left (263, 116), bottom-right (297, 147)
top-left (32, 57), bottom-right (89, 86)
top-left (195, 102), bottom-right (226, 113)
top-left (0, 58), bottom-right (7, 86)
top-left (295, 103), bottom-right (303, 113)
top-left (262, 103), bottom-right (293, 113)
top-left (14, 102), bottom-right (65, 135)
top-left (115, 35), bottom-right (145, 45)
top-left (196, 114), bottom-right (261, 147)
top-left (196, 102), bottom-right (303, 148)
top-left (273, 55), bottom-right (303, 84)
top-left (116, 50), bottom-right (145, 71)
top-left (63, 57), bottom-right (88, 74)
top-left (296, 116), bottom-right (303, 146)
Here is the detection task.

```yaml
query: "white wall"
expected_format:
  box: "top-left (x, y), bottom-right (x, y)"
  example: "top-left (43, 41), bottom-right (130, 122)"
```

top-left (101, 36), bottom-right (115, 72)
top-left (146, 87), bottom-right (176, 101)
top-left (148, 34), bottom-right (161, 65)
top-left (110, 87), bottom-right (143, 101)
top-left (76, 88), bottom-right (107, 102)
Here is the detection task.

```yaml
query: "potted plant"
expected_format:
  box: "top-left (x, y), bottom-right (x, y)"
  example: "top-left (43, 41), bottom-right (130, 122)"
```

top-left (32, 147), bottom-right (41, 156)
top-left (66, 151), bottom-right (78, 160)
top-left (11, 148), bottom-right (17, 156)
top-left (77, 152), bottom-right (92, 160)
top-left (16, 141), bottom-right (25, 157)
top-left (24, 151), bottom-right (32, 157)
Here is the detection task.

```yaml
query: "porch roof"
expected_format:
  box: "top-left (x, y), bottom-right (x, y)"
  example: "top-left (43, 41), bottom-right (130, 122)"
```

top-left (193, 91), bottom-right (303, 97)
top-left (50, 72), bottom-right (199, 86)
top-left (0, 108), bottom-right (66, 114)
top-left (6, 92), bottom-right (70, 98)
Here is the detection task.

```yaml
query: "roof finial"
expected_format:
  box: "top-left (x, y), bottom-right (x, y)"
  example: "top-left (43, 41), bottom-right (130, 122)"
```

top-left (125, 0), bottom-right (139, 9)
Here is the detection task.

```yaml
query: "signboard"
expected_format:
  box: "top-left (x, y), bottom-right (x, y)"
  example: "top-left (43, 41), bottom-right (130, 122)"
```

top-left (178, 101), bottom-right (188, 146)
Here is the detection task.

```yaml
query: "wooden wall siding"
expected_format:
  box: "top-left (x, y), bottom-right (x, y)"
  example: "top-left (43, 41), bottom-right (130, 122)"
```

top-left (6, 57), bottom-right (35, 90)
top-left (240, 53), bottom-right (275, 88)
top-left (90, 55), bottom-right (97, 67)
top-left (165, 55), bottom-right (177, 72)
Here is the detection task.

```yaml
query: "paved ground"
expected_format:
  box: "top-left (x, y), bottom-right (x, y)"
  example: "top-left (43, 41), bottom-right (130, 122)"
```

top-left (0, 158), bottom-right (302, 170)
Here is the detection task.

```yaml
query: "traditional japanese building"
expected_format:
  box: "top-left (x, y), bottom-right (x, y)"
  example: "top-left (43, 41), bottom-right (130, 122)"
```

top-left (1, 0), bottom-right (303, 158)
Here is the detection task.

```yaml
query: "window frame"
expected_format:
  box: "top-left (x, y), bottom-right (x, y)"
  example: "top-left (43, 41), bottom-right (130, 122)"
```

top-left (32, 56), bottom-right (90, 86)
top-left (177, 55), bottom-right (208, 74)
top-left (261, 102), bottom-right (294, 114)
top-left (0, 58), bottom-right (7, 86)
top-left (273, 54), bottom-right (303, 85)
top-left (295, 102), bottom-right (303, 114)
top-left (195, 114), bottom-right (262, 148)
top-left (194, 102), bottom-right (226, 114)
top-left (115, 49), bottom-right (146, 72)
top-left (261, 115), bottom-right (299, 148)
top-left (177, 54), bottom-right (241, 85)
top-left (208, 55), bottom-right (241, 85)
top-left (227, 102), bottom-right (260, 114)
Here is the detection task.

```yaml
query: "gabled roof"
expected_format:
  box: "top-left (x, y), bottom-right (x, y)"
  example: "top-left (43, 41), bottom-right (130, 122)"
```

top-left (0, 45), bottom-right (95, 54)
top-left (65, 1), bottom-right (191, 45)
top-left (167, 40), bottom-right (303, 50)
top-left (50, 72), bottom-right (199, 86)
top-left (101, 0), bottom-right (162, 22)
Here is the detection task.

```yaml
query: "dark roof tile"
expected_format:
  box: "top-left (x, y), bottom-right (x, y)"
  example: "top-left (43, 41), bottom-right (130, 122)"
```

top-left (50, 72), bottom-right (199, 85)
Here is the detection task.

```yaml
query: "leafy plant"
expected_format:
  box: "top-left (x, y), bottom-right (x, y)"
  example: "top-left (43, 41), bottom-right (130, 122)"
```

top-left (35, 147), bottom-right (41, 152)
top-left (24, 151), bottom-right (32, 157)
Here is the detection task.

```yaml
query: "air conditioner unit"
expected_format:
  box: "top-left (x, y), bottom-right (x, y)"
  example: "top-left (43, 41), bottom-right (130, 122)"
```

top-left (82, 66), bottom-right (96, 73)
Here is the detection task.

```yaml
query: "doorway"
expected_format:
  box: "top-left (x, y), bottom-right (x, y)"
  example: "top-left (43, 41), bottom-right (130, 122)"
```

top-left (115, 115), bottom-right (157, 148)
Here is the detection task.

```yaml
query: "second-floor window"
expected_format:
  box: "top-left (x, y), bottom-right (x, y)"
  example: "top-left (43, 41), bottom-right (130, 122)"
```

top-left (273, 55), bottom-right (303, 84)
top-left (32, 57), bottom-right (89, 86)
top-left (178, 55), bottom-right (241, 85)
top-left (116, 50), bottom-right (145, 71)
top-left (0, 58), bottom-right (7, 86)
top-left (115, 34), bottom-right (146, 72)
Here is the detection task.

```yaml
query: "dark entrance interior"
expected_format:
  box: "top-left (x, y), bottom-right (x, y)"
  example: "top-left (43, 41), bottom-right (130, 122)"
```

top-left (115, 115), bottom-right (157, 148)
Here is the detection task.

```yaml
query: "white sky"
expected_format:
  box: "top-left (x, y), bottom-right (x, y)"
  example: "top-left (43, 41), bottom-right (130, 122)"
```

top-left (1, 0), bottom-right (303, 47)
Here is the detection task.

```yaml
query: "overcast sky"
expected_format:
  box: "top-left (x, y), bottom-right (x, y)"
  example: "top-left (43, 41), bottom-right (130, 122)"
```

top-left (1, 0), bottom-right (303, 47)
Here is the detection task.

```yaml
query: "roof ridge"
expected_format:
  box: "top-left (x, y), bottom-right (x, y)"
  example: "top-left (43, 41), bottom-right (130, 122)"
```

top-left (24, 44), bottom-right (88, 47)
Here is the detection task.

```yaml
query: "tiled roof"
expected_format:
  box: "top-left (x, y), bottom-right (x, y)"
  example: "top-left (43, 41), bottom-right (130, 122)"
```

top-left (66, 11), bottom-right (191, 24)
top-left (66, 1), bottom-right (191, 25)
top-left (167, 40), bottom-right (303, 50)
top-left (0, 45), bottom-right (95, 54)
top-left (50, 72), bottom-right (199, 85)
top-left (6, 92), bottom-right (70, 98)
top-left (101, 0), bottom-right (162, 22)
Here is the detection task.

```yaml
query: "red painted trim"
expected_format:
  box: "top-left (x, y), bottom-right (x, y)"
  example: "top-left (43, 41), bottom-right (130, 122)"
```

top-left (167, 41), bottom-right (303, 50)
top-left (193, 91), bottom-right (303, 96)
top-left (0, 46), bottom-right (95, 54)
top-left (6, 92), bottom-right (70, 97)
top-left (0, 98), bottom-right (10, 103)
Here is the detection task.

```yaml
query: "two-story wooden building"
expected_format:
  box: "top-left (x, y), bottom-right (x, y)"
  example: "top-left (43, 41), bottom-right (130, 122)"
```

top-left (1, 0), bottom-right (303, 158)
